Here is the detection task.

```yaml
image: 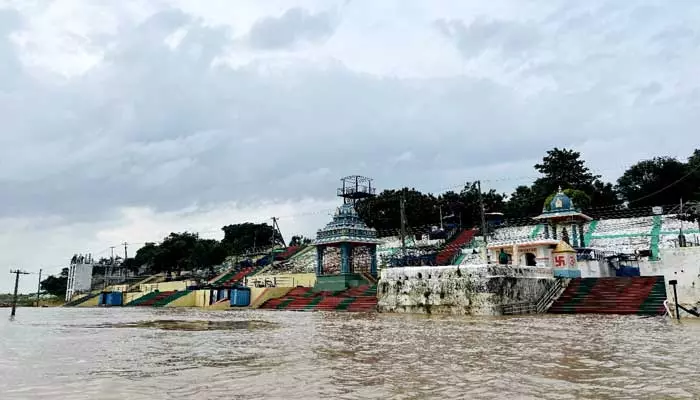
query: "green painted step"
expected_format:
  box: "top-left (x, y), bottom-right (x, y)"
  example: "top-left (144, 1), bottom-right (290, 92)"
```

top-left (336, 298), bottom-right (356, 311)
top-left (276, 298), bottom-right (294, 310)
top-left (125, 291), bottom-right (159, 306)
top-left (213, 270), bottom-right (238, 285)
top-left (154, 290), bottom-right (192, 307)
top-left (304, 296), bottom-right (324, 310)
top-left (568, 279), bottom-right (598, 307)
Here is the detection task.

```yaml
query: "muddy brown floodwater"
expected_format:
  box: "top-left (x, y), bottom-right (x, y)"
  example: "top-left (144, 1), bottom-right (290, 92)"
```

top-left (1, 308), bottom-right (699, 399)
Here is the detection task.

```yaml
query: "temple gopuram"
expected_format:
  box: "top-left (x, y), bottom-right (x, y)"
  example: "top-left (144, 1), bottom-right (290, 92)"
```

top-left (312, 176), bottom-right (381, 292)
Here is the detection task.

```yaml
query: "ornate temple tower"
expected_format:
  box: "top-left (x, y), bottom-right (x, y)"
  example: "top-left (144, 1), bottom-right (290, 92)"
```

top-left (312, 176), bottom-right (380, 292)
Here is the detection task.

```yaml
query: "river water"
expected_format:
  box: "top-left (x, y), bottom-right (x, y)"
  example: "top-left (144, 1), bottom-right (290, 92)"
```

top-left (1, 308), bottom-right (699, 399)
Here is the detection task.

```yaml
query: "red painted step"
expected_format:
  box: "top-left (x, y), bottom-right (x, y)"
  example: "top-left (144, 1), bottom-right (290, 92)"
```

top-left (437, 229), bottom-right (476, 265)
top-left (549, 277), bottom-right (666, 315)
top-left (137, 291), bottom-right (176, 307)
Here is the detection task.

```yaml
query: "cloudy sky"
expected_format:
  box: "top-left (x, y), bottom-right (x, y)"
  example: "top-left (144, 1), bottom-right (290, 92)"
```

top-left (2, 0), bottom-right (699, 292)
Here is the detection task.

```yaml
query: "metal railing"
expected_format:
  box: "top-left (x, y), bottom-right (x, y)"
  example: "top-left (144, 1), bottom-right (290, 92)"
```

top-left (501, 278), bottom-right (565, 315)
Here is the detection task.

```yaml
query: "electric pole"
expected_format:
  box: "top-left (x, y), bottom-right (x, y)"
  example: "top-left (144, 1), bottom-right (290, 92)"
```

top-left (400, 192), bottom-right (407, 261)
top-left (35, 269), bottom-right (42, 307)
top-left (270, 217), bottom-right (278, 266)
top-left (9, 269), bottom-right (30, 317)
top-left (477, 180), bottom-right (489, 263)
top-left (122, 242), bottom-right (128, 260)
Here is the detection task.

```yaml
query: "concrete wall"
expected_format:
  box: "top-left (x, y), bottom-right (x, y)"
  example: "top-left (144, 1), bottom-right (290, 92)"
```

top-left (378, 265), bottom-right (556, 315)
top-left (576, 259), bottom-right (616, 278)
top-left (639, 247), bottom-right (700, 308)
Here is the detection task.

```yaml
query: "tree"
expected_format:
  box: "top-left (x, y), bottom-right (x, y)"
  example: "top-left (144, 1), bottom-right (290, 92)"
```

top-left (189, 239), bottom-right (227, 274)
top-left (504, 185), bottom-right (540, 218)
top-left (616, 157), bottom-right (692, 207)
top-left (221, 223), bottom-right (282, 254)
top-left (40, 268), bottom-right (69, 297)
top-left (356, 188), bottom-right (440, 232)
top-left (153, 232), bottom-right (200, 273)
top-left (134, 242), bottom-right (161, 269)
top-left (289, 235), bottom-right (312, 246)
top-left (533, 147), bottom-right (599, 195)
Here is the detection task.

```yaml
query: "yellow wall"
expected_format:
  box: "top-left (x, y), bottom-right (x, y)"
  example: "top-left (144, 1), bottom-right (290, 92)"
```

top-left (75, 294), bottom-right (100, 307)
top-left (164, 291), bottom-right (197, 307)
top-left (140, 280), bottom-right (194, 293)
top-left (193, 289), bottom-right (212, 308)
top-left (209, 299), bottom-right (231, 310)
top-left (245, 273), bottom-right (316, 288)
top-left (250, 287), bottom-right (293, 308)
top-left (124, 291), bottom-right (149, 305)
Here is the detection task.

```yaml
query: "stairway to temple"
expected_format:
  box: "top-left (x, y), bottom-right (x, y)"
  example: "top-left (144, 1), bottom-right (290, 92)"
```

top-left (548, 276), bottom-right (666, 315)
top-left (436, 229), bottom-right (476, 265)
top-left (259, 285), bottom-right (377, 312)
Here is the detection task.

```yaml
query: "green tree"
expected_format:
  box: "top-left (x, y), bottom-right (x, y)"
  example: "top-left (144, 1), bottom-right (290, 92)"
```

top-left (40, 268), bottom-right (69, 297)
top-left (221, 223), bottom-right (282, 254)
top-left (289, 235), bottom-right (312, 246)
top-left (616, 157), bottom-right (692, 207)
top-left (189, 239), bottom-right (227, 274)
top-left (504, 185), bottom-right (540, 217)
top-left (533, 147), bottom-right (599, 195)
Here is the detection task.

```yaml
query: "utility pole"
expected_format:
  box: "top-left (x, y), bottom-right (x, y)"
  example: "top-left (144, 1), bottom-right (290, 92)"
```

top-left (35, 269), bottom-right (42, 307)
top-left (269, 217), bottom-right (278, 267)
top-left (122, 242), bottom-right (128, 260)
top-left (9, 269), bottom-right (30, 318)
top-left (439, 205), bottom-right (444, 230)
top-left (477, 180), bottom-right (489, 263)
top-left (400, 192), bottom-right (407, 261)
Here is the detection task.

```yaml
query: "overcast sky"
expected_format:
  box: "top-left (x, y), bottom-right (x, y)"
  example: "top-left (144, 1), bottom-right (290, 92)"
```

top-left (2, 0), bottom-right (699, 293)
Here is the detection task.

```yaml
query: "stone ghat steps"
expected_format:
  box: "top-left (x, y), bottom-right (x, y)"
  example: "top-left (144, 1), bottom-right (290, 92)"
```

top-left (549, 276), bottom-right (666, 315)
top-left (259, 285), bottom-right (377, 312)
top-left (436, 229), bottom-right (476, 265)
top-left (136, 291), bottom-right (177, 307)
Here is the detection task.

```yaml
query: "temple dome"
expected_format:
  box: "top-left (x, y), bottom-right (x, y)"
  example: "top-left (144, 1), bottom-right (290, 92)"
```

top-left (314, 202), bottom-right (381, 245)
top-left (549, 188), bottom-right (574, 212)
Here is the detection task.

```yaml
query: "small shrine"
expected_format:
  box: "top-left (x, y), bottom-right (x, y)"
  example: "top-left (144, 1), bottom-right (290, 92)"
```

top-left (551, 241), bottom-right (581, 278)
top-left (533, 188), bottom-right (592, 248)
top-left (312, 176), bottom-right (381, 291)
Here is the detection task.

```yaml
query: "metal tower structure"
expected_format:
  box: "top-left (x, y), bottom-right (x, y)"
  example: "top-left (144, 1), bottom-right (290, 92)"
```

top-left (337, 175), bottom-right (376, 205)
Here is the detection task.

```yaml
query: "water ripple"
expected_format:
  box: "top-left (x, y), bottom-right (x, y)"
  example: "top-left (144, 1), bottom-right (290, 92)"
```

top-left (1, 309), bottom-right (700, 399)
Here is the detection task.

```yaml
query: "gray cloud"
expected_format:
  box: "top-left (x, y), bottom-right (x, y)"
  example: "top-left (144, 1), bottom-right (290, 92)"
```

top-left (247, 7), bottom-right (336, 50)
top-left (1, 2), bottom-right (699, 226)
top-left (434, 17), bottom-right (541, 59)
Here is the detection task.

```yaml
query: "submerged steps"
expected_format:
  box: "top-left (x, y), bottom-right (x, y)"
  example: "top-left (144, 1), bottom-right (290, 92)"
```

top-left (548, 276), bottom-right (666, 316)
top-left (258, 284), bottom-right (378, 312)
